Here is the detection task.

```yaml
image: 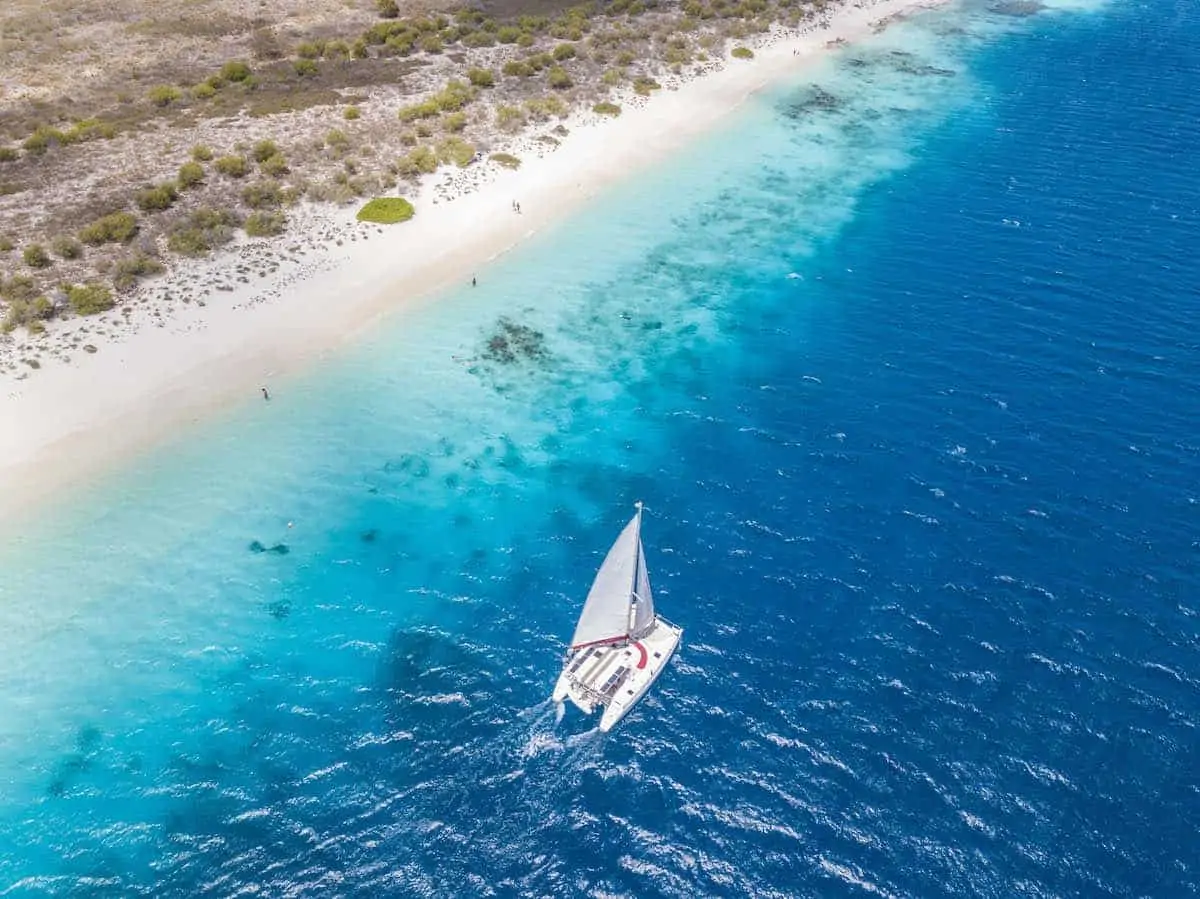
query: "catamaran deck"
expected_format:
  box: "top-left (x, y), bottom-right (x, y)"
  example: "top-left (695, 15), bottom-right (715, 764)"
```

top-left (554, 617), bottom-right (682, 730)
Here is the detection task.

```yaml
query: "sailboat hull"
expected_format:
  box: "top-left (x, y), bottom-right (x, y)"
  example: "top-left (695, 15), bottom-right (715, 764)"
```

top-left (554, 617), bottom-right (683, 732)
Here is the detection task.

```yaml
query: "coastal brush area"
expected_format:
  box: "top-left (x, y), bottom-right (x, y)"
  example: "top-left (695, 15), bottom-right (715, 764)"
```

top-left (0, 0), bottom-right (945, 521)
top-left (0, 0), bottom-right (834, 356)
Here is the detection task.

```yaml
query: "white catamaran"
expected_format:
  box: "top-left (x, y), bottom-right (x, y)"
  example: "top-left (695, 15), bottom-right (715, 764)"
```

top-left (552, 502), bottom-right (683, 732)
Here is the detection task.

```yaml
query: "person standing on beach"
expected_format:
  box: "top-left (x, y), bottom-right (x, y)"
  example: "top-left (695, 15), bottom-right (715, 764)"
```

top-left (261, 386), bottom-right (270, 401)
top-left (472, 276), bottom-right (477, 287)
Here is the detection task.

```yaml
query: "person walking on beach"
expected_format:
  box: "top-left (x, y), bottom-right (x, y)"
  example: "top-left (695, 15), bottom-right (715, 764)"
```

top-left (472, 275), bottom-right (477, 287)
top-left (261, 386), bottom-right (270, 401)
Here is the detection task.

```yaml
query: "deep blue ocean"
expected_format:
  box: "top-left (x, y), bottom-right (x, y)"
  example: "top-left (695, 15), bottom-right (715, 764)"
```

top-left (2, 0), bottom-right (1198, 895)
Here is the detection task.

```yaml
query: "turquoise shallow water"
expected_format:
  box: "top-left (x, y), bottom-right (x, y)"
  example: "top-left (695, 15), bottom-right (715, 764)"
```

top-left (2, 0), bottom-right (1199, 895)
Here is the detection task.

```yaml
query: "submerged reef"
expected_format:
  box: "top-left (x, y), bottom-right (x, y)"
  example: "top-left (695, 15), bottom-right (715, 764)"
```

top-left (990, 0), bottom-right (1045, 16)
top-left (783, 85), bottom-right (847, 118)
top-left (481, 317), bottom-right (550, 366)
top-left (248, 540), bottom-right (289, 555)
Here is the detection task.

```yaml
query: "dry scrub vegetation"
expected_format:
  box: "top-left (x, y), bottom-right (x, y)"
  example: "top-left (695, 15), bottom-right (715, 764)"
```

top-left (0, 0), bottom-right (834, 334)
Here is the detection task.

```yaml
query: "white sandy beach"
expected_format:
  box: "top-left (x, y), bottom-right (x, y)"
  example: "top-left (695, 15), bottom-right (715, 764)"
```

top-left (0, 0), bottom-right (942, 524)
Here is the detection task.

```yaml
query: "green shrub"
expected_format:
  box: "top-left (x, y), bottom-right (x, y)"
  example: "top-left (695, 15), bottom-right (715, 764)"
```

top-left (443, 111), bottom-right (468, 133)
top-left (0, 274), bottom-right (37, 302)
top-left (0, 147), bottom-right (18, 163)
top-left (384, 33), bottom-right (416, 55)
top-left (593, 101), bottom-right (622, 116)
top-left (148, 85), bottom-right (182, 107)
top-left (65, 118), bottom-right (117, 142)
top-left (516, 13), bottom-right (544, 30)
top-left (296, 40), bottom-right (322, 59)
top-left (553, 43), bottom-right (577, 60)
top-left (67, 282), bottom-right (115, 315)
top-left (167, 207), bottom-right (241, 257)
top-left (398, 99), bottom-right (440, 122)
top-left (252, 139), bottom-right (279, 163)
top-left (23, 126), bottom-right (65, 156)
top-left (397, 146), bottom-right (439, 177)
top-left (461, 29), bottom-right (497, 48)
top-left (502, 60), bottom-right (534, 78)
top-left (633, 76), bottom-right (661, 96)
top-left (495, 105), bottom-right (525, 132)
top-left (343, 105), bottom-right (361, 120)
top-left (601, 68), bottom-right (625, 87)
top-left (433, 80), bottom-right (473, 112)
top-left (135, 181), bottom-right (179, 212)
top-left (497, 25), bottom-right (522, 43)
top-left (220, 61), bottom-right (252, 82)
top-left (517, 32), bottom-right (536, 47)
top-left (242, 180), bottom-right (283, 209)
top-left (355, 197), bottom-right (415, 224)
top-left (215, 155), bottom-right (250, 178)
top-left (178, 161), bottom-right (205, 187)
top-left (436, 136), bottom-right (474, 168)
top-left (525, 95), bottom-right (567, 120)
top-left (731, 45), bottom-right (754, 59)
top-left (1, 305), bottom-right (21, 334)
top-left (489, 152), bottom-right (521, 170)
top-left (0, 236), bottom-right (12, 252)
top-left (260, 153), bottom-right (289, 176)
top-left (664, 45), bottom-right (691, 66)
top-left (325, 128), bottom-right (350, 150)
top-left (467, 67), bottom-right (496, 88)
top-left (376, 0), bottom-right (399, 16)
top-left (294, 58), bottom-right (319, 77)
top-left (547, 66), bottom-right (573, 89)
top-left (79, 211), bottom-right (138, 245)
top-left (51, 236), bottom-right (83, 259)
top-left (191, 144), bottom-right (214, 162)
top-left (112, 252), bottom-right (165, 291)
top-left (191, 82), bottom-right (218, 100)
top-left (420, 34), bottom-right (443, 53)
top-left (245, 210), bottom-right (287, 237)
top-left (22, 244), bottom-right (51, 268)
top-left (1, 296), bottom-right (55, 333)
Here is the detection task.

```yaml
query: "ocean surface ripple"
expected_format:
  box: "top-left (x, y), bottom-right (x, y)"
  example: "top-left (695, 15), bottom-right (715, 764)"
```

top-left (1, 0), bottom-right (1198, 896)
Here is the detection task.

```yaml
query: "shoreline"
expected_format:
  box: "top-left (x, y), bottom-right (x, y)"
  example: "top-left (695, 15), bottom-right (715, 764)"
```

top-left (0, 0), bottom-right (943, 527)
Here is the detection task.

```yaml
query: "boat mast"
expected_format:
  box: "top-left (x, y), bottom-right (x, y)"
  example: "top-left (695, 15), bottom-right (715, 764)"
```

top-left (626, 501), bottom-right (644, 638)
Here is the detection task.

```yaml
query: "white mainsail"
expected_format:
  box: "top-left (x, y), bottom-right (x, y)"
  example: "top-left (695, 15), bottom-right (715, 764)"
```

top-left (569, 506), bottom-right (645, 649)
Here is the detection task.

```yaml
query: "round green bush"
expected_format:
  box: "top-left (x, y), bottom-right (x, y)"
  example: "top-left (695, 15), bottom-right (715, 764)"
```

top-left (355, 197), bottom-right (415, 224)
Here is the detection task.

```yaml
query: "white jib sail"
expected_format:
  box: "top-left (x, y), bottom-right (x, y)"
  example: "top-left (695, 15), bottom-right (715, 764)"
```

top-left (629, 541), bottom-right (655, 638)
top-left (570, 509), bottom-right (642, 649)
